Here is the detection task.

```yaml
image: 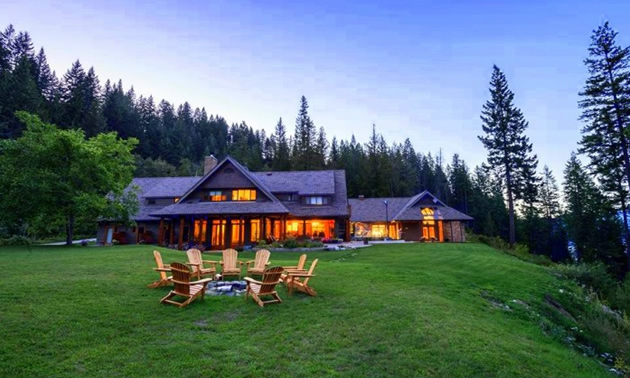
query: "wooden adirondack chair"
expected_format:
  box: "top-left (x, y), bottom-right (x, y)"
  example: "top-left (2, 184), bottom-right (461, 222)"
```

top-left (281, 254), bottom-right (307, 283)
top-left (244, 266), bottom-right (284, 307)
top-left (186, 248), bottom-right (217, 280)
top-left (160, 262), bottom-right (212, 308)
top-left (220, 248), bottom-right (243, 280)
top-left (245, 249), bottom-right (271, 276)
top-left (148, 250), bottom-right (172, 288)
top-left (287, 258), bottom-right (318, 296)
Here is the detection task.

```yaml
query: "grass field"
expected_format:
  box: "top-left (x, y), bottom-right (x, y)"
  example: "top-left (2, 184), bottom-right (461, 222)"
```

top-left (0, 243), bottom-right (610, 377)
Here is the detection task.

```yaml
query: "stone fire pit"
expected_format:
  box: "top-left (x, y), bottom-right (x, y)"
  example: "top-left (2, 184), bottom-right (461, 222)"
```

top-left (206, 280), bottom-right (247, 296)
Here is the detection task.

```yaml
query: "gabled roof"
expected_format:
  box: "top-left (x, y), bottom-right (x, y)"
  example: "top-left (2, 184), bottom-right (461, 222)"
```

top-left (391, 190), bottom-right (448, 220)
top-left (177, 156), bottom-right (283, 206)
top-left (349, 191), bottom-right (473, 222)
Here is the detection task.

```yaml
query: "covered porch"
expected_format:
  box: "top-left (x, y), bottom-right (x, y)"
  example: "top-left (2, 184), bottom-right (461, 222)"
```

top-left (157, 215), bottom-right (348, 250)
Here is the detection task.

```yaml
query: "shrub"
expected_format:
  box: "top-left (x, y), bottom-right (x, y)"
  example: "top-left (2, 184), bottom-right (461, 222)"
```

top-left (610, 279), bottom-right (630, 315)
top-left (553, 263), bottom-right (617, 299)
top-left (282, 238), bottom-right (299, 249)
top-left (0, 235), bottom-right (32, 246)
top-left (475, 234), bottom-right (553, 266)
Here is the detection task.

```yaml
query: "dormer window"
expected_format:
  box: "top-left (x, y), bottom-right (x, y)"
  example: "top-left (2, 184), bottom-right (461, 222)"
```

top-left (302, 196), bottom-right (330, 205)
top-left (232, 189), bottom-right (256, 201)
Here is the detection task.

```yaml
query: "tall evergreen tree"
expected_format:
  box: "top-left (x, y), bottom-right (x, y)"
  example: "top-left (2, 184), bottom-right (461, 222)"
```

top-left (478, 65), bottom-right (536, 247)
top-left (292, 96), bottom-right (316, 170)
top-left (271, 117), bottom-right (290, 170)
top-left (563, 153), bottom-right (625, 272)
top-left (579, 22), bottom-right (630, 264)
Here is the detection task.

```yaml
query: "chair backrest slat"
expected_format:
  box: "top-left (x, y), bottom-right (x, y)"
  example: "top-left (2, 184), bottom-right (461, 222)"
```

top-left (303, 259), bottom-right (318, 285)
top-left (259, 266), bottom-right (284, 295)
top-left (296, 254), bottom-right (307, 270)
top-left (170, 262), bottom-right (192, 295)
top-left (254, 249), bottom-right (270, 270)
top-left (186, 248), bottom-right (202, 272)
top-left (154, 250), bottom-right (167, 280)
top-left (223, 248), bottom-right (238, 269)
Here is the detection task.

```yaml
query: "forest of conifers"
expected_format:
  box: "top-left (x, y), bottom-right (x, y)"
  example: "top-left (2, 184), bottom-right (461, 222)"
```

top-left (0, 23), bottom-right (628, 275)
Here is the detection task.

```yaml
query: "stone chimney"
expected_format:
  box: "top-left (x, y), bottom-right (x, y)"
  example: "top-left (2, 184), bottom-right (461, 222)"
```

top-left (358, 195), bottom-right (365, 200)
top-left (204, 155), bottom-right (218, 175)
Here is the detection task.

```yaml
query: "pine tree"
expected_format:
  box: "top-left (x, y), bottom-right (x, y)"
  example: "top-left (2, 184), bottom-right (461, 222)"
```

top-left (563, 153), bottom-right (625, 271)
top-left (329, 136), bottom-right (340, 169)
top-left (292, 96), bottom-right (316, 170)
top-left (271, 117), bottom-right (290, 170)
top-left (0, 25), bottom-right (16, 73)
top-left (478, 65), bottom-right (536, 247)
top-left (315, 126), bottom-right (328, 169)
top-left (579, 22), bottom-right (630, 264)
top-left (448, 154), bottom-right (472, 213)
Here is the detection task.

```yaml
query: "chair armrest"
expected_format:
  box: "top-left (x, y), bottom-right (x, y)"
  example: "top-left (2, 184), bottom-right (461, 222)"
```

top-left (244, 260), bottom-right (255, 264)
top-left (202, 260), bottom-right (217, 266)
top-left (186, 262), bottom-right (201, 267)
top-left (244, 277), bottom-right (262, 285)
top-left (154, 267), bottom-right (171, 272)
top-left (237, 261), bottom-right (244, 266)
top-left (191, 278), bottom-right (213, 285)
top-left (265, 262), bottom-right (271, 266)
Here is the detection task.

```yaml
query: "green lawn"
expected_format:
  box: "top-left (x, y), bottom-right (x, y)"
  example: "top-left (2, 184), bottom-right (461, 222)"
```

top-left (0, 243), bottom-right (609, 377)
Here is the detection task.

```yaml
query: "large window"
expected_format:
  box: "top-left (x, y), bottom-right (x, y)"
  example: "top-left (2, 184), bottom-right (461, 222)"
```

top-left (302, 196), bottom-right (330, 205)
top-left (193, 219), bottom-right (207, 243)
top-left (251, 219), bottom-right (260, 242)
top-left (286, 219), bottom-right (335, 238)
top-left (209, 191), bottom-right (226, 201)
top-left (211, 220), bottom-right (226, 247)
top-left (231, 219), bottom-right (244, 246)
top-left (232, 189), bottom-right (257, 201)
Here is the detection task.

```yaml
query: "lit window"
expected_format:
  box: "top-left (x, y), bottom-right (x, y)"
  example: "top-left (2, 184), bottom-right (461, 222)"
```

top-left (209, 191), bottom-right (226, 201)
top-left (303, 196), bottom-right (330, 205)
top-left (174, 197), bottom-right (180, 203)
top-left (232, 189), bottom-right (256, 201)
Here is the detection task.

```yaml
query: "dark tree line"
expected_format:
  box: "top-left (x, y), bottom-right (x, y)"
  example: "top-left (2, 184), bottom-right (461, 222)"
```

top-left (0, 23), bottom-right (627, 275)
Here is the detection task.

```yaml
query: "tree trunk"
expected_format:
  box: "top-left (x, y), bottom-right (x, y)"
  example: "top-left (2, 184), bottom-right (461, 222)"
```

top-left (66, 214), bottom-right (75, 246)
top-left (620, 196), bottom-right (630, 272)
top-left (505, 168), bottom-right (516, 248)
top-left (605, 55), bottom-right (630, 264)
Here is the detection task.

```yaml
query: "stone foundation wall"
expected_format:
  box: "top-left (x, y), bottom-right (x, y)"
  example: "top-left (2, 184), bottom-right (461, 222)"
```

top-left (444, 221), bottom-right (466, 242)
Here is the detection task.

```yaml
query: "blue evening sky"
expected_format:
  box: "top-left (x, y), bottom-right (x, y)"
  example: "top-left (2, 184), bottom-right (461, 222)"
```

top-left (2, 0), bottom-right (629, 181)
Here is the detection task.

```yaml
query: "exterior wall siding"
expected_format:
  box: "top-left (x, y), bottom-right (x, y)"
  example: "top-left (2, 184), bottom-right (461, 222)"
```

top-left (401, 221), bottom-right (421, 241)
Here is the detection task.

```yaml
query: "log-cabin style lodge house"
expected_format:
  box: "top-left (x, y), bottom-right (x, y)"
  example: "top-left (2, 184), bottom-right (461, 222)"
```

top-left (98, 156), bottom-right (472, 248)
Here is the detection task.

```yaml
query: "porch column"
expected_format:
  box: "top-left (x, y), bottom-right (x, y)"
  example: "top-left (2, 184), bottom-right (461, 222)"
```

top-left (281, 216), bottom-right (287, 241)
top-left (261, 216), bottom-right (266, 241)
top-left (158, 219), bottom-right (164, 246)
top-left (169, 221), bottom-right (174, 246)
top-left (302, 219), bottom-right (306, 238)
top-left (178, 217), bottom-right (184, 250)
top-left (345, 219), bottom-right (350, 242)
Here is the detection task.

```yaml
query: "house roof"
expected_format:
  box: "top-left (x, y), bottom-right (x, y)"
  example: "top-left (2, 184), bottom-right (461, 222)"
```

top-left (282, 171), bottom-right (349, 217)
top-left (127, 177), bottom-right (200, 221)
top-left (150, 200), bottom-right (289, 216)
top-left (348, 197), bottom-right (410, 222)
top-left (253, 170), bottom-right (336, 195)
top-left (349, 191), bottom-right (473, 222)
top-left (136, 156), bottom-right (348, 219)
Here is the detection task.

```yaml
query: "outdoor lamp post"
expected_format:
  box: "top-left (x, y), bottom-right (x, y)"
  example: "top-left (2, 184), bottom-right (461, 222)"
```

top-left (383, 200), bottom-right (389, 239)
